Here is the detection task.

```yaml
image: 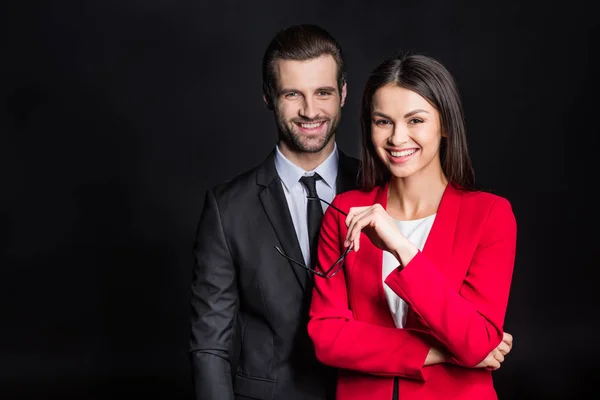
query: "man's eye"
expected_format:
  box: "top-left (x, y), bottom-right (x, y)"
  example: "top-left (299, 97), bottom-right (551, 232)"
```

top-left (285, 92), bottom-right (299, 98)
top-left (318, 91), bottom-right (332, 96)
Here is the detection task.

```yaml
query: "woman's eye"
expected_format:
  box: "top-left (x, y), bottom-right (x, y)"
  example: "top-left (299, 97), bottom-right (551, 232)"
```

top-left (374, 119), bottom-right (391, 126)
top-left (409, 118), bottom-right (424, 124)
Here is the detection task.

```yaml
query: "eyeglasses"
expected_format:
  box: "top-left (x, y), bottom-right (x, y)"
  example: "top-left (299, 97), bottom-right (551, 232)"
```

top-left (274, 196), bottom-right (350, 279)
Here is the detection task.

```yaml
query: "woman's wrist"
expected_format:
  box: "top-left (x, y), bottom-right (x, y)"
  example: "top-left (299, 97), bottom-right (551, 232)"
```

top-left (391, 239), bottom-right (419, 268)
top-left (424, 347), bottom-right (446, 366)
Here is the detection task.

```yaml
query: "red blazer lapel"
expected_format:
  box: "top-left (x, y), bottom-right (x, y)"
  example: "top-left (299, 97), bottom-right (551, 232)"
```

top-left (349, 184), bottom-right (463, 329)
top-left (400, 184), bottom-right (460, 329)
top-left (421, 184), bottom-right (461, 277)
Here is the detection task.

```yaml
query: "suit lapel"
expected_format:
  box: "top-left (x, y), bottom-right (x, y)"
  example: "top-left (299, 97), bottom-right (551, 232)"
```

top-left (256, 148), bottom-right (360, 292)
top-left (257, 151), bottom-right (308, 291)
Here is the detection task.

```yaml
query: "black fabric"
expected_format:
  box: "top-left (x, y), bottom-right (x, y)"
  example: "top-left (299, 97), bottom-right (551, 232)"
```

top-left (392, 377), bottom-right (399, 400)
top-left (190, 149), bottom-right (360, 400)
top-left (299, 173), bottom-right (323, 269)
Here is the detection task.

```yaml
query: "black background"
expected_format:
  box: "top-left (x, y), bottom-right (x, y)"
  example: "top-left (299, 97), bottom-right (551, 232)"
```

top-left (2, 0), bottom-right (598, 399)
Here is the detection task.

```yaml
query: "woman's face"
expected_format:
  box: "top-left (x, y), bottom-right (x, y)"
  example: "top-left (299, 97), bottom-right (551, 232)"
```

top-left (371, 84), bottom-right (444, 180)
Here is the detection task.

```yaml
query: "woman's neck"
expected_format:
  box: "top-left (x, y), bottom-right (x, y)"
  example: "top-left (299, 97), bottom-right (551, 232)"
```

top-left (387, 170), bottom-right (448, 221)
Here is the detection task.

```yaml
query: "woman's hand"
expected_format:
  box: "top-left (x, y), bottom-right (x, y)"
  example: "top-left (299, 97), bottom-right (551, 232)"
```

top-left (424, 332), bottom-right (513, 369)
top-left (474, 332), bottom-right (513, 370)
top-left (344, 204), bottom-right (403, 253)
top-left (344, 204), bottom-right (418, 265)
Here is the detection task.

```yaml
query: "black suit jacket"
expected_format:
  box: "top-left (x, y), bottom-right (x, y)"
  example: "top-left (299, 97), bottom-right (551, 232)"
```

top-left (190, 148), bottom-right (359, 400)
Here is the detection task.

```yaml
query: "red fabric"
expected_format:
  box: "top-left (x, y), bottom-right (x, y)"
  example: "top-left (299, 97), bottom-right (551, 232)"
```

top-left (308, 183), bottom-right (517, 399)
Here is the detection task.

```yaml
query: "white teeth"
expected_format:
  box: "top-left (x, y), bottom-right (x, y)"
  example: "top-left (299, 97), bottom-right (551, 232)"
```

top-left (390, 149), bottom-right (416, 157)
top-left (299, 122), bottom-right (323, 129)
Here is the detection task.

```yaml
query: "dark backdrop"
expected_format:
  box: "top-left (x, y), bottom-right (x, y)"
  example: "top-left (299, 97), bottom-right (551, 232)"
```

top-left (2, 0), bottom-right (597, 399)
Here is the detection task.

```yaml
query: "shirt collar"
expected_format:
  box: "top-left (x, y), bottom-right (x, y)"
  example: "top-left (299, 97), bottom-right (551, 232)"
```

top-left (274, 143), bottom-right (339, 191)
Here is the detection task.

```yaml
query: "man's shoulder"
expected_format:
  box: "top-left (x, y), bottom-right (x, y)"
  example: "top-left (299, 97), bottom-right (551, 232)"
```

top-left (337, 148), bottom-right (360, 171)
top-left (209, 164), bottom-right (261, 201)
top-left (336, 148), bottom-right (361, 193)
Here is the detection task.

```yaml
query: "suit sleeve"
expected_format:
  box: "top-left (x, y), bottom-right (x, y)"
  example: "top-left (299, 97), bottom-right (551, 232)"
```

top-left (189, 189), bottom-right (237, 400)
top-left (308, 196), bottom-right (432, 381)
top-left (385, 197), bottom-right (517, 367)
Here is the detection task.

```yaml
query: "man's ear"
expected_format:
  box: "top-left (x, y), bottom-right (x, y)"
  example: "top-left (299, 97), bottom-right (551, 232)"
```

top-left (340, 82), bottom-right (347, 107)
top-left (263, 94), bottom-right (274, 110)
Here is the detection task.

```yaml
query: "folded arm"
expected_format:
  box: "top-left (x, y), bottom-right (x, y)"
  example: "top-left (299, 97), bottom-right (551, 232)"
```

top-left (385, 197), bottom-right (517, 367)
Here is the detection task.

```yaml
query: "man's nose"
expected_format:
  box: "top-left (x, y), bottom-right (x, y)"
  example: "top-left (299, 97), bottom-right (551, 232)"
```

top-left (299, 98), bottom-right (319, 120)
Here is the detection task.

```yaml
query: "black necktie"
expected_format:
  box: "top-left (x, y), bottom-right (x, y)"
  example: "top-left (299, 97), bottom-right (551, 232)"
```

top-left (299, 174), bottom-right (323, 269)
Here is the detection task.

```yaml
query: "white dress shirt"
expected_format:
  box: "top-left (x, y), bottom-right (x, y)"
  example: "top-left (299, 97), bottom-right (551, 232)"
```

top-left (274, 143), bottom-right (339, 267)
top-left (383, 214), bottom-right (436, 328)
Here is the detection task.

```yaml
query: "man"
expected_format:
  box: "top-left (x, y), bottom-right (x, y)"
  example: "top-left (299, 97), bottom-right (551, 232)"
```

top-left (190, 24), bottom-right (359, 400)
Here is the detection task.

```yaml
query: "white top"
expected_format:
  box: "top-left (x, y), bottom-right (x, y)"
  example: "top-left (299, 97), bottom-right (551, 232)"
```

top-left (274, 143), bottom-right (339, 267)
top-left (382, 214), bottom-right (436, 328)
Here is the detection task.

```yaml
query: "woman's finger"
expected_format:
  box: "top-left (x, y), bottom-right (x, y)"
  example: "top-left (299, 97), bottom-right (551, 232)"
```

top-left (345, 207), bottom-right (373, 246)
top-left (497, 341), bottom-right (510, 356)
top-left (347, 211), bottom-right (374, 250)
top-left (345, 206), bottom-right (370, 228)
top-left (493, 349), bottom-right (505, 364)
top-left (502, 332), bottom-right (513, 349)
top-left (488, 356), bottom-right (501, 370)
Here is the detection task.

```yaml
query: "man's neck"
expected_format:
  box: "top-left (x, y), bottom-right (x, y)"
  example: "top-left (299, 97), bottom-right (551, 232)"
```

top-left (277, 139), bottom-right (336, 171)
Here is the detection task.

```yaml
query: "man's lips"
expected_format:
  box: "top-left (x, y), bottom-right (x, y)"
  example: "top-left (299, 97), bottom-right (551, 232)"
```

top-left (294, 120), bottom-right (328, 133)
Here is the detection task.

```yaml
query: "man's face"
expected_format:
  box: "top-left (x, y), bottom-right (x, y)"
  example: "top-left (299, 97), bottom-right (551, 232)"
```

top-left (270, 55), bottom-right (347, 153)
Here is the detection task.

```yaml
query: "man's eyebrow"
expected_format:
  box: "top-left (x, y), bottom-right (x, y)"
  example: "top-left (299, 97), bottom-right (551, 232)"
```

top-left (316, 86), bottom-right (337, 92)
top-left (279, 87), bottom-right (296, 93)
top-left (278, 86), bottom-right (338, 94)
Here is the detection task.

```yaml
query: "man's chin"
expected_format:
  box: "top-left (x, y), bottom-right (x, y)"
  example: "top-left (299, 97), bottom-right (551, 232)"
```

top-left (295, 135), bottom-right (332, 153)
top-left (279, 124), bottom-right (336, 153)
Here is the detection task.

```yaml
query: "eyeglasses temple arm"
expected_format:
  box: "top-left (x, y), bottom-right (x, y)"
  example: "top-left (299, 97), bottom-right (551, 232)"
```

top-left (274, 245), bottom-right (328, 277)
top-left (306, 196), bottom-right (348, 216)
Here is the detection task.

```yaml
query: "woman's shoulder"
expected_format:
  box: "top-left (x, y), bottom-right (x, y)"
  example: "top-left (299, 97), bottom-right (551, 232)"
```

top-left (460, 188), bottom-right (512, 209)
top-left (458, 188), bottom-right (515, 224)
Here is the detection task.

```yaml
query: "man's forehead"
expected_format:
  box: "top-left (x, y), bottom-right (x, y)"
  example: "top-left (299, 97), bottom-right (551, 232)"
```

top-left (275, 55), bottom-right (338, 89)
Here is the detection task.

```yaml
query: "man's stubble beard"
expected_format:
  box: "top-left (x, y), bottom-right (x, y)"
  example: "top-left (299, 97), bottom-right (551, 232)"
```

top-left (275, 109), bottom-right (342, 154)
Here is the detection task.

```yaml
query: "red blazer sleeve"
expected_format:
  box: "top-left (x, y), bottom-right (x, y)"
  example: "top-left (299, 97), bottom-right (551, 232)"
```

top-left (384, 197), bottom-right (517, 367)
top-left (308, 196), bottom-right (432, 381)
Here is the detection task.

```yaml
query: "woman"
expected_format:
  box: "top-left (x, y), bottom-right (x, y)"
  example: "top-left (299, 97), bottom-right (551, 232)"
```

top-left (308, 52), bottom-right (517, 399)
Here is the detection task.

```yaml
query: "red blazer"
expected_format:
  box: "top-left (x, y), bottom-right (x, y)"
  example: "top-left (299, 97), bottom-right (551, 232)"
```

top-left (308, 183), bottom-right (517, 400)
